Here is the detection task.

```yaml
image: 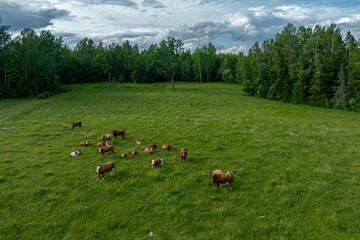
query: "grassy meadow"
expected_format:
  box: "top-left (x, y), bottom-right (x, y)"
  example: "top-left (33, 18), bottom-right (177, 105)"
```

top-left (1, 82), bottom-right (360, 239)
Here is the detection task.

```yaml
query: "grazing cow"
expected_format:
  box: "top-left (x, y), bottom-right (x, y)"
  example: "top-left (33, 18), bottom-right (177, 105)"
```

top-left (102, 134), bottom-right (112, 142)
top-left (97, 142), bottom-right (108, 147)
top-left (80, 140), bottom-right (89, 146)
top-left (96, 161), bottom-right (115, 180)
top-left (131, 150), bottom-right (138, 156)
top-left (149, 144), bottom-right (157, 149)
top-left (144, 147), bottom-right (153, 154)
top-left (122, 154), bottom-right (134, 159)
top-left (180, 147), bottom-right (187, 161)
top-left (162, 144), bottom-right (171, 152)
top-left (99, 145), bottom-right (115, 158)
top-left (71, 121), bottom-right (81, 129)
top-left (70, 149), bottom-right (81, 157)
top-left (151, 158), bottom-right (163, 168)
top-left (62, 124), bottom-right (67, 129)
top-left (112, 130), bottom-right (125, 139)
top-left (135, 138), bottom-right (144, 146)
top-left (210, 170), bottom-right (233, 191)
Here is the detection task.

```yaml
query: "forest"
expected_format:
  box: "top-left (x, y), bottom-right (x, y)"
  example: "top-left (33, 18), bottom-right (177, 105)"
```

top-left (1, 18), bottom-right (360, 111)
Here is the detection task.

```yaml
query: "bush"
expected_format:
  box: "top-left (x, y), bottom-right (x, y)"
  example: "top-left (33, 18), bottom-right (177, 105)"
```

top-left (37, 92), bottom-right (51, 99)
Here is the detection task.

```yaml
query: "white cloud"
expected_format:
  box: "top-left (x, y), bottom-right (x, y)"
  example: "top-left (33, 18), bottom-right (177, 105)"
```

top-left (2, 0), bottom-right (360, 53)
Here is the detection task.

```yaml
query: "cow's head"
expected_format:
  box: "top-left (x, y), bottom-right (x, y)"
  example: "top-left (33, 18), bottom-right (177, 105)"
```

top-left (96, 166), bottom-right (101, 173)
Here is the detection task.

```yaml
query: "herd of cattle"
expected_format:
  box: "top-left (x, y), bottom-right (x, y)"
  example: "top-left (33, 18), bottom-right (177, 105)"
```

top-left (62, 121), bottom-right (233, 190)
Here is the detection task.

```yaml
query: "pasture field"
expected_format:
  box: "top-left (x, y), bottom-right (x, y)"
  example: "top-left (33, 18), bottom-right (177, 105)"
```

top-left (1, 82), bottom-right (360, 239)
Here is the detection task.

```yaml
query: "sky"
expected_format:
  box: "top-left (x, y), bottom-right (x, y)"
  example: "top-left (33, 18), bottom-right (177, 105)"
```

top-left (1, 0), bottom-right (360, 53)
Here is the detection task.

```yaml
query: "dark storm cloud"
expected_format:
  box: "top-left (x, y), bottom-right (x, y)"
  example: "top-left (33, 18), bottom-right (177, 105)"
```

top-left (0, 2), bottom-right (71, 31)
top-left (142, 0), bottom-right (165, 8)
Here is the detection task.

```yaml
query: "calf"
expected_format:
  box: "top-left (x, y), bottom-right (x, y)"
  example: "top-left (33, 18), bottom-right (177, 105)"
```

top-left (71, 121), bottom-right (81, 129)
top-left (99, 145), bottom-right (115, 158)
top-left (162, 144), bottom-right (171, 152)
top-left (70, 149), bottom-right (81, 157)
top-left (131, 150), bottom-right (138, 156)
top-left (96, 161), bottom-right (115, 180)
top-left (151, 158), bottom-right (163, 168)
top-left (210, 170), bottom-right (233, 191)
top-left (122, 154), bottom-right (134, 159)
top-left (144, 147), bottom-right (154, 154)
top-left (112, 130), bottom-right (125, 139)
top-left (135, 138), bottom-right (144, 146)
top-left (149, 144), bottom-right (157, 149)
top-left (102, 134), bottom-right (112, 142)
top-left (180, 147), bottom-right (187, 161)
top-left (62, 123), bottom-right (67, 129)
top-left (80, 140), bottom-right (89, 146)
top-left (97, 142), bottom-right (108, 147)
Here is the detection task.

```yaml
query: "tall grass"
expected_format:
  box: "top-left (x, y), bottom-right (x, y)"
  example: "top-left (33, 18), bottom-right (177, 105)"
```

top-left (1, 82), bottom-right (359, 239)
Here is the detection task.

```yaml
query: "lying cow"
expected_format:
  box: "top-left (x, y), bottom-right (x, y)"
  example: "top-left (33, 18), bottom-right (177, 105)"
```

top-left (80, 140), bottom-right (88, 146)
top-left (70, 149), bottom-right (81, 157)
top-left (144, 147), bottom-right (153, 154)
top-left (135, 138), bottom-right (144, 146)
top-left (149, 144), bottom-right (157, 149)
top-left (151, 159), bottom-right (163, 168)
top-left (162, 144), bottom-right (171, 152)
top-left (122, 154), bottom-right (134, 159)
top-left (97, 142), bottom-right (108, 147)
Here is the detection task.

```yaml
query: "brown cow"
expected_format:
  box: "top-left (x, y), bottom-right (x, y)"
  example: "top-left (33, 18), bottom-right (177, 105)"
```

top-left (135, 138), bottom-right (144, 146)
top-left (101, 134), bottom-right (112, 142)
top-left (71, 121), bottom-right (81, 129)
top-left (151, 159), bottom-right (163, 168)
top-left (122, 154), bottom-right (134, 159)
top-left (144, 147), bottom-right (153, 154)
top-left (210, 170), bottom-right (233, 190)
top-left (99, 145), bottom-right (115, 158)
top-left (180, 147), bottom-right (187, 161)
top-left (162, 144), bottom-right (171, 152)
top-left (80, 140), bottom-right (89, 146)
top-left (112, 130), bottom-right (125, 139)
top-left (97, 142), bottom-right (108, 147)
top-left (96, 161), bottom-right (115, 180)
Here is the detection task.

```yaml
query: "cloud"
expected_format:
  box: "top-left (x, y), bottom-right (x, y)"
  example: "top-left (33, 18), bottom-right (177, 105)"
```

top-left (0, 1), bottom-right (71, 31)
top-left (81, 0), bottom-right (137, 8)
top-left (142, 0), bottom-right (165, 8)
top-left (2, 0), bottom-right (360, 54)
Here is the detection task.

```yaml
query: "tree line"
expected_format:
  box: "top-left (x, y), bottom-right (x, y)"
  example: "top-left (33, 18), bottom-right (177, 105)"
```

top-left (1, 19), bottom-right (360, 112)
top-left (0, 18), bottom-right (240, 98)
top-left (242, 23), bottom-right (360, 111)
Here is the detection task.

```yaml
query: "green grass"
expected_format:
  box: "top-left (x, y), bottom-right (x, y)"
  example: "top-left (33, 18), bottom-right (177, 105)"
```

top-left (1, 82), bottom-right (360, 239)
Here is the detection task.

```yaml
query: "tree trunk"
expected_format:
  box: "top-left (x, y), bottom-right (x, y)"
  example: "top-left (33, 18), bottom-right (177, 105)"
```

top-left (171, 73), bottom-right (175, 92)
top-left (199, 66), bottom-right (202, 83)
top-left (108, 72), bottom-right (111, 87)
top-left (4, 70), bottom-right (7, 86)
top-left (112, 76), bottom-right (115, 87)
